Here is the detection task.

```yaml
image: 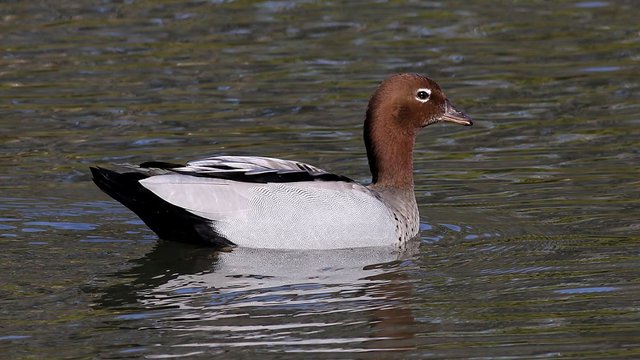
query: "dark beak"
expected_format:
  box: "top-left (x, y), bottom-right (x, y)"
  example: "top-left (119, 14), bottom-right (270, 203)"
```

top-left (441, 99), bottom-right (473, 126)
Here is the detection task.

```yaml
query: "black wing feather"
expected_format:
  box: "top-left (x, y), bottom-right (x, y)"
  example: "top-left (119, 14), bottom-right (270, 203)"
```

top-left (171, 167), bottom-right (354, 183)
top-left (137, 160), bottom-right (354, 184)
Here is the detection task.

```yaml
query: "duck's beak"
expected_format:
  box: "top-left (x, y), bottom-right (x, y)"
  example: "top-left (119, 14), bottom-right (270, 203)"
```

top-left (441, 99), bottom-right (473, 126)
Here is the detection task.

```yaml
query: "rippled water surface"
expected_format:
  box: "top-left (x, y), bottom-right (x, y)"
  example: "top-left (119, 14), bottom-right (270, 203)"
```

top-left (2, 1), bottom-right (639, 358)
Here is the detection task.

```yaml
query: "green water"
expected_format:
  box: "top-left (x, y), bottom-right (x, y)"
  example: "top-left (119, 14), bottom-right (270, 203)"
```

top-left (1, 1), bottom-right (639, 358)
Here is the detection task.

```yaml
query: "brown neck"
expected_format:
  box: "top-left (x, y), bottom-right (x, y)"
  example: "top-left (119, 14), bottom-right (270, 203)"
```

top-left (364, 107), bottom-right (417, 189)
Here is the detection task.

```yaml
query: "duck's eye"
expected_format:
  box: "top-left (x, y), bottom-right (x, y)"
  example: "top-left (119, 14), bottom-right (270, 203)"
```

top-left (415, 88), bottom-right (431, 102)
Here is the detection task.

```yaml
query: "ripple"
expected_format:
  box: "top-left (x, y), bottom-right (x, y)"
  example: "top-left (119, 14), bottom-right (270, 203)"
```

top-left (574, 1), bottom-right (609, 8)
top-left (24, 221), bottom-right (97, 231)
top-left (579, 66), bottom-right (622, 73)
top-left (555, 286), bottom-right (618, 294)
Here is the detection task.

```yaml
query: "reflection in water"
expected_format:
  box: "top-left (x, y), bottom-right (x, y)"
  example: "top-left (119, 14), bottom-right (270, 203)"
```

top-left (90, 241), bottom-right (222, 308)
top-left (90, 240), bottom-right (421, 354)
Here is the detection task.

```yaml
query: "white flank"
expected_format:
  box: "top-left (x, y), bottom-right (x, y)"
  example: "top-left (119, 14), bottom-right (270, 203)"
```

top-left (139, 175), bottom-right (397, 249)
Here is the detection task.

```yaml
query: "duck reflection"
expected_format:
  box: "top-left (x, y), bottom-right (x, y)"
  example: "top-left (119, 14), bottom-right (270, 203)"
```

top-left (91, 240), bottom-right (421, 353)
top-left (89, 241), bottom-right (221, 307)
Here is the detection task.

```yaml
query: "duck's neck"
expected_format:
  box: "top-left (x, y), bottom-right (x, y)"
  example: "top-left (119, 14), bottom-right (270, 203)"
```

top-left (364, 108), bottom-right (417, 189)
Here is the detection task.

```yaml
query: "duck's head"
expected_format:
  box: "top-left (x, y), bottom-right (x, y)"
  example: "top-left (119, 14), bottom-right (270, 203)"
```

top-left (366, 73), bottom-right (473, 131)
top-left (364, 73), bottom-right (473, 187)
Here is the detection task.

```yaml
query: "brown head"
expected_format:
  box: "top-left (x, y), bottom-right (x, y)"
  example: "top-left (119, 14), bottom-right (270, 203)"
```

top-left (364, 73), bottom-right (473, 188)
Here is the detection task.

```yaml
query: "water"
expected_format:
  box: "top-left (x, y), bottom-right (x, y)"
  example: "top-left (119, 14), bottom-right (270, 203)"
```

top-left (1, 1), bottom-right (639, 358)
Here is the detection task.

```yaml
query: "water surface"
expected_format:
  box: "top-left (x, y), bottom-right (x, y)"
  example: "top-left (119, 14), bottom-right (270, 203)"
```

top-left (1, 1), bottom-right (639, 358)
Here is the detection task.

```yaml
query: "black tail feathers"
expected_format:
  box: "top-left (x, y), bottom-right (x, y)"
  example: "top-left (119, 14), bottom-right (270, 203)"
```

top-left (90, 167), bottom-right (235, 248)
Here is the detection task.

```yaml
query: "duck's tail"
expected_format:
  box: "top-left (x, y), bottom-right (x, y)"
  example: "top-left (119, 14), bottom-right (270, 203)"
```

top-left (90, 167), bottom-right (235, 248)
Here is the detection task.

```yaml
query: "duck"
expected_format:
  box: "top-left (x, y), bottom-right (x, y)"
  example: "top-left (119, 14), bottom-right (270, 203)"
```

top-left (91, 73), bottom-right (473, 250)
